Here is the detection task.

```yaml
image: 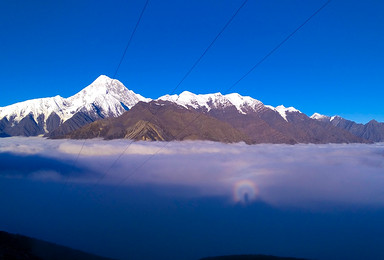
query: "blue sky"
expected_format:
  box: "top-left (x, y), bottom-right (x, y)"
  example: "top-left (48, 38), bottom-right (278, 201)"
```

top-left (1, 0), bottom-right (383, 123)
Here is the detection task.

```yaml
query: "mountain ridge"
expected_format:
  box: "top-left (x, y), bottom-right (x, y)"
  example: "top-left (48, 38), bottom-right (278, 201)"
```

top-left (63, 101), bottom-right (253, 143)
top-left (1, 75), bottom-right (382, 143)
top-left (311, 113), bottom-right (384, 142)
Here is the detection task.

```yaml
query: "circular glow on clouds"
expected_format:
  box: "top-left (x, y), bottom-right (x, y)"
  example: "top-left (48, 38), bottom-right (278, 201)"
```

top-left (233, 180), bottom-right (258, 204)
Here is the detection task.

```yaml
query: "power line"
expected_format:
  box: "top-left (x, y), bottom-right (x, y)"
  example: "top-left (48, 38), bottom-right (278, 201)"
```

top-left (98, 0), bottom-right (332, 195)
top-left (53, 0), bottom-right (150, 201)
top-left (168, 0), bottom-right (249, 96)
top-left (42, 0), bottom-right (151, 235)
top-left (227, 0), bottom-right (331, 92)
top-left (113, 0), bottom-right (149, 79)
top-left (91, 0), bottom-right (249, 185)
top-left (70, 0), bottom-right (150, 178)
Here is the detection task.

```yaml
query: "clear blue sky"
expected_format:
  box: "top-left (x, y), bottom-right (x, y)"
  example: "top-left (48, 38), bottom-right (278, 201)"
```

top-left (1, 0), bottom-right (383, 123)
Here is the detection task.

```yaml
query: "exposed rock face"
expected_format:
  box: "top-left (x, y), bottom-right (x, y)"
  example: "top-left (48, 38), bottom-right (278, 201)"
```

top-left (362, 120), bottom-right (384, 142)
top-left (311, 114), bottom-right (384, 142)
top-left (48, 112), bottom-right (95, 139)
top-left (330, 116), bottom-right (366, 136)
top-left (123, 120), bottom-right (173, 141)
top-left (0, 114), bottom-right (44, 136)
top-left (61, 100), bottom-right (369, 144)
top-left (206, 106), bottom-right (296, 144)
top-left (46, 112), bottom-right (61, 133)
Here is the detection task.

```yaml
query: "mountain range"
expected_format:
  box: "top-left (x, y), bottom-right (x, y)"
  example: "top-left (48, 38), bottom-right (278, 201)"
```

top-left (1, 75), bottom-right (383, 144)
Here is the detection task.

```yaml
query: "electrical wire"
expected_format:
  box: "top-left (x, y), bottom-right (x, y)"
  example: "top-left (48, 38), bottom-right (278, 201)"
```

top-left (91, 0), bottom-right (249, 185)
top-left (98, 0), bottom-right (332, 196)
top-left (53, 0), bottom-right (150, 199)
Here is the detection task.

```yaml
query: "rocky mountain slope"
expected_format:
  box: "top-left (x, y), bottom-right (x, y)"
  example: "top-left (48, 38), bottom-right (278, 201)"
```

top-left (61, 99), bottom-right (368, 144)
top-left (158, 91), bottom-right (367, 144)
top-left (62, 101), bottom-right (252, 143)
top-left (311, 114), bottom-right (384, 142)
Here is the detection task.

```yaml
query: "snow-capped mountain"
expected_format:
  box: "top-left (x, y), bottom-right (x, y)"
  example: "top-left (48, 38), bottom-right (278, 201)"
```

top-left (65, 75), bottom-right (150, 119)
top-left (267, 105), bottom-right (301, 122)
top-left (0, 75), bottom-right (149, 136)
top-left (155, 91), bottom-right (363, 144)
top-left (0, 75), bottom-right (308, 138)
top-left (310, 113), bottom-right (345, 123)
top-left (158, 91), bottom-right (302, 122)
top-left (158, 91), bottom-right (264, 113)
top-left (310, 113), bottom-right (384, 142)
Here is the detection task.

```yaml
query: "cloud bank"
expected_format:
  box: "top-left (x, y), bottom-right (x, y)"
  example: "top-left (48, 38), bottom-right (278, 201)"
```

top-left (1, 137), bottom-right (384, 208)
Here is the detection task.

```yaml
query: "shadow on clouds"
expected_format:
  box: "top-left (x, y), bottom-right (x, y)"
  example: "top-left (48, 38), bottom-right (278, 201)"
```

top-left (0, 152), bottom-right (89, 180)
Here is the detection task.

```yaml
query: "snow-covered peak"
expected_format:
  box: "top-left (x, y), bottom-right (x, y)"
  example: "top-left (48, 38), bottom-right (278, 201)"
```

top-left (271, 105), bottom-right (301, 121)
top-left (275, 105), bottom-right (299, 112)
top-left (159, 90), bottom-right (301, 121)
top-left (159, 91), bottom-right (223, 110)
top-left (92, 74), bottom-right (113, 85)
top-left (158, 91), bottom-right (263, 114)
top-left (67, 75), bottom-right (150, 115)
top-left (224, 93), bottom-right (263, 112)
top-left (0, 95), bottom-right (66, 124)
top-left (310, 113), bottom-right (331, 121)
top-left (330, 115), bottom-right (343, 122)
top-left (0, 75), bottom-right (150, 131)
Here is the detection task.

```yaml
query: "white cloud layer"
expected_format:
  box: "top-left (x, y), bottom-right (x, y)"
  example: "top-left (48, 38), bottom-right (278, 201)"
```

top-left (1, 137), bottom-right (384, 208)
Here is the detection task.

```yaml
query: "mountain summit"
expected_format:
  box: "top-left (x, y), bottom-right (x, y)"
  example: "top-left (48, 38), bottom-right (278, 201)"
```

top-left (0, 75), bottom-right (149, 137)
top-left (158, 91), bottom-right (264, 114)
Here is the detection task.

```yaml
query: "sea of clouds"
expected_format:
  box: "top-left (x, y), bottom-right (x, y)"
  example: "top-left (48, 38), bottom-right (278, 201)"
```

top-left (1, 137), bottom-right (384, 208)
